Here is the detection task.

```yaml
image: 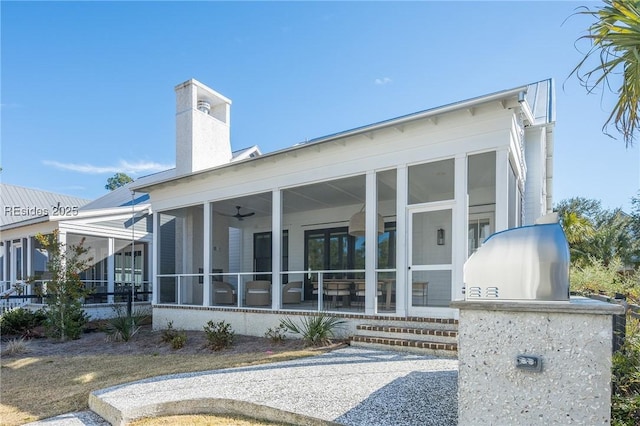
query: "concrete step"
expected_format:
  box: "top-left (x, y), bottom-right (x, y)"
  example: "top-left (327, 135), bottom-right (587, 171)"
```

top-left (350, 335), bottom-right (457, 357)
top-left (350, 322), bottom-right (458, 357)
top-left (364, 316), bottom-right (458, 332)
top-left (355, 324), bottom-right (457, 345)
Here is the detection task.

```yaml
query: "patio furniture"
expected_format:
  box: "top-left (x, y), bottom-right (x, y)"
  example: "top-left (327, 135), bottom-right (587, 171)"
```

top-left (213, 281), bottom-right (236, 305)
top-left (282, 281), bottom-right (303, 304)
top-left (380, 279), bottom-right (396, 310)
top-left (353, 280), bottom-right (383, 307)
top-left (412, 281), bottom-right (429, 306)
top-left (324, 280), bottom-right (352, 308)
top-left (245, 280), bottom-right (271, 306)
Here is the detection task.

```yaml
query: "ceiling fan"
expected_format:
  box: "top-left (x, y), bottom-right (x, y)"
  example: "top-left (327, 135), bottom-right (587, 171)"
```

top-left (220, 206), bottom-right (255, 221)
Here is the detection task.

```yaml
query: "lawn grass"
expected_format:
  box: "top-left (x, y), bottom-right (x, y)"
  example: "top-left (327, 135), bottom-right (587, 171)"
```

top-left (0, 350), bottom-right (316, 425)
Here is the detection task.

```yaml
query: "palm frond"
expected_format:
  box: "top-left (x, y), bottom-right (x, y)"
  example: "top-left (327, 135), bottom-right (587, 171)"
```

top-left (569, 0), bottom-right (640, 147)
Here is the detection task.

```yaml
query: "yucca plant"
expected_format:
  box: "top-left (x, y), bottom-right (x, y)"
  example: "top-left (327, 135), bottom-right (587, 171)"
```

top-left (103, 306), bottom-right (150, 342)
top-left (570, 0), bottom-right (640, 147)
top-left (279, 314), bottom-right (346, 347)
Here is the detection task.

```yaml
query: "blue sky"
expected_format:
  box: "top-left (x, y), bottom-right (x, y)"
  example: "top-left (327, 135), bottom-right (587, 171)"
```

top-left (2, 1), bottom-right (639, 212)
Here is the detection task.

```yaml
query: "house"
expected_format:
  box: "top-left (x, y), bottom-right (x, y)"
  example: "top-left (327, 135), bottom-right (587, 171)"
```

top-left (0, 181), bottom-right (156, 317)
top-left (1, 148), bottom-right (263, 319)
top-left (133, 78), bottom-right (555, 343)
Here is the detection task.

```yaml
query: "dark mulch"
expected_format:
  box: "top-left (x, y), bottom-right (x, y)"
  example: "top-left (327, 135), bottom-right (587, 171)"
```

top-left (0, 323), bottom-right (307, 357)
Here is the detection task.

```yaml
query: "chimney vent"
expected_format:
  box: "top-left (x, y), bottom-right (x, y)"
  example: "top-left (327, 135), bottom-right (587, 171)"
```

top-left (197, 100), bottom-right (211, 115)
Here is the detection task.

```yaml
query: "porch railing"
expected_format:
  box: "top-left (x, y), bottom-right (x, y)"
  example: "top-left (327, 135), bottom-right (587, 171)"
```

top-left (156, 269), bottom-right (397, 314)
top-left (0, 280), bottom-right (152, 316)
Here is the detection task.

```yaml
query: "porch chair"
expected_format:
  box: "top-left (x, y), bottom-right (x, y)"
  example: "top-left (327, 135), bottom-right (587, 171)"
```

top-left (353, 280), bottom-right (383, 307)
top-left (282, 281), bottom-right (303, 304)
top-left (323, 280), bottom-right (352, 308)
top-left (412, 281), bottom-right (429, 306)
top-left (245, 280), bottom-right (271, 306)
top-left (213, 281), bottom-right (236, 305)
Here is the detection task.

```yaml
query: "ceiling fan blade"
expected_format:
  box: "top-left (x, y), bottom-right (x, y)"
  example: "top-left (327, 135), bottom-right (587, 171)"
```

top-left (233, 206), bottom-right (255, 220)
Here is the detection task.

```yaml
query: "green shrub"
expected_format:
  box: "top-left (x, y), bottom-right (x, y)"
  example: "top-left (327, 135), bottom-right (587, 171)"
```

top-left (35, 231), bottom-right (93, 341)
top-left (203, 320), bottom-right (234, 351)
top-left (0, 308), bottom-right (47, 337)
top-left (279, 314), bottom-right (346, 347)
top-left (264, 324), bottom-right (287, 344)
top-left (161, 321), bottom-right (187, 349)
top-left (612, 318), bottom-right (640, 425)
top-left (570, 257), bottom-right (640, 303)
top-left (103, 306), bottom-right (150, 342)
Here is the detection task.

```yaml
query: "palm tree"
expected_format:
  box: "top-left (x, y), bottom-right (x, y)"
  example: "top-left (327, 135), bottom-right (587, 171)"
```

top-left (558, 208), bottom-right (596, 264)
top-left (570, 0), bottom-right (640, 147)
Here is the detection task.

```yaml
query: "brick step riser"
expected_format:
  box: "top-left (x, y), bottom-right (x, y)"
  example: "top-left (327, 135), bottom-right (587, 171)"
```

top-left (350, 338), bottom-right (457, 358)
top-left (360, 319), bottom-right (458, 332)
top-left (355, 329), bottom-right (457, 345)
top-left (356, 324), bottom-right (458, 337)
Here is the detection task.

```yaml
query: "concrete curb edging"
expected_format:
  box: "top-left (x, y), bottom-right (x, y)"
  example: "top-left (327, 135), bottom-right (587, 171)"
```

top-left (82, 348), bottom-right (458, 426)
top-left (88, 394), bottom-right (338, 426)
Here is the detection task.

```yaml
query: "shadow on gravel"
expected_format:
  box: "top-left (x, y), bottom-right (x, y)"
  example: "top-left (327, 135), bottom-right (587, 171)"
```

top-left (335, 370), bottom-right (458, 426)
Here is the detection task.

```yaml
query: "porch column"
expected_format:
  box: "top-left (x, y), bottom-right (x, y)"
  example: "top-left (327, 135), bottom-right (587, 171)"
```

top-left (107, 238), bottom-right (115, 304)
top-left (203, 202), bottom-right (211, 307)
top-left (395, 165), bottom-right (408, 317)
top-left (453, 154), bottom-right (467, 302)
top-left (152, 212), bottom-right (159, 305)
top-left (4, 241), bottom-right (10, 289)
top-left (365, 171), bottom-right (377, 315)
top-left (25, 236), bottom-right (32, 280)
top-left (495, 148), bottom-right (509, 232)
top-left (146, 239), bottom-right (153, 303)
top-left (2, 241), bottom-right (7, 285)
top-left (271, 189), bottom-right (282, 310)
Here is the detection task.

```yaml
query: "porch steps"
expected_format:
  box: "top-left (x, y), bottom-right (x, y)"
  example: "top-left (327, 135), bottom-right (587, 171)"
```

top-left (350, 322), bottom-right (458, 357)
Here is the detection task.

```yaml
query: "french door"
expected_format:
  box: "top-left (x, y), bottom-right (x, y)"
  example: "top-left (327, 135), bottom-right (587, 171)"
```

top-left (408, 204), bottom-right (453, 315)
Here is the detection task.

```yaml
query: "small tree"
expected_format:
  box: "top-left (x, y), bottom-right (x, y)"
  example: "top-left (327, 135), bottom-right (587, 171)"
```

top-left (105, 172), bottom-right (133, 191)
top-left (35, 230), bottom-right (92, 340)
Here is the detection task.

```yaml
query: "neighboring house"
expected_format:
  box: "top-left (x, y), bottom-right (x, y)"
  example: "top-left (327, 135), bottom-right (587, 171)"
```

top-left (1, 147), bottom-right (263, 319)
top-left (0, 181), bottom-right (156, 317)
top-left (132, 78), bottom-right (555, 340)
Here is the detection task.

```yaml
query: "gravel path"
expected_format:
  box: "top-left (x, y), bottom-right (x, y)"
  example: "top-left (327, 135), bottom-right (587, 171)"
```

top-left (27, 347), bottom-right (459, 425)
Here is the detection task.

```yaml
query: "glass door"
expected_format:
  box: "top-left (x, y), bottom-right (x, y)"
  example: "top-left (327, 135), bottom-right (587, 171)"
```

top-left (408, 206), bottom-right (453, 314)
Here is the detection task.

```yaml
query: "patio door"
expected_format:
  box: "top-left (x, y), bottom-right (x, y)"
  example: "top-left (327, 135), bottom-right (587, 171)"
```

top-left (408, 205), bottom-right (453, 315)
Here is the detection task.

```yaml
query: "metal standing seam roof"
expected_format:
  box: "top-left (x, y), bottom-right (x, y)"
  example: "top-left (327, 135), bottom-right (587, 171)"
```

top-left (78, 169), bottom-right (177, 211)
top-left (524, 79), bottom-right (555, 126)
top-left (0, 183), bottom-right (91, 227)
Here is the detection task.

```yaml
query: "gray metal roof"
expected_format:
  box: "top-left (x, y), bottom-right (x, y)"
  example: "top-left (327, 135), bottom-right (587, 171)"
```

top-left (524, 79), bottom-right (555, 126)
top-left (1, 183), bottom-right (90, 227)
top-left (80, 169), bottom-right (176, 211)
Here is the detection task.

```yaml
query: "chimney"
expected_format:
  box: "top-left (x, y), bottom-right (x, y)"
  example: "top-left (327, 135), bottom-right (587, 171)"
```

top-left (175, 79), bottom-right (232, 175)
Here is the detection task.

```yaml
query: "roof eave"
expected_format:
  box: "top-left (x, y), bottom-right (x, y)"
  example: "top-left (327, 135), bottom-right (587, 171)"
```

top-left (133, 84), bottom-right (532, 193)
top-left (1, 215), bottom-right (51, 231)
